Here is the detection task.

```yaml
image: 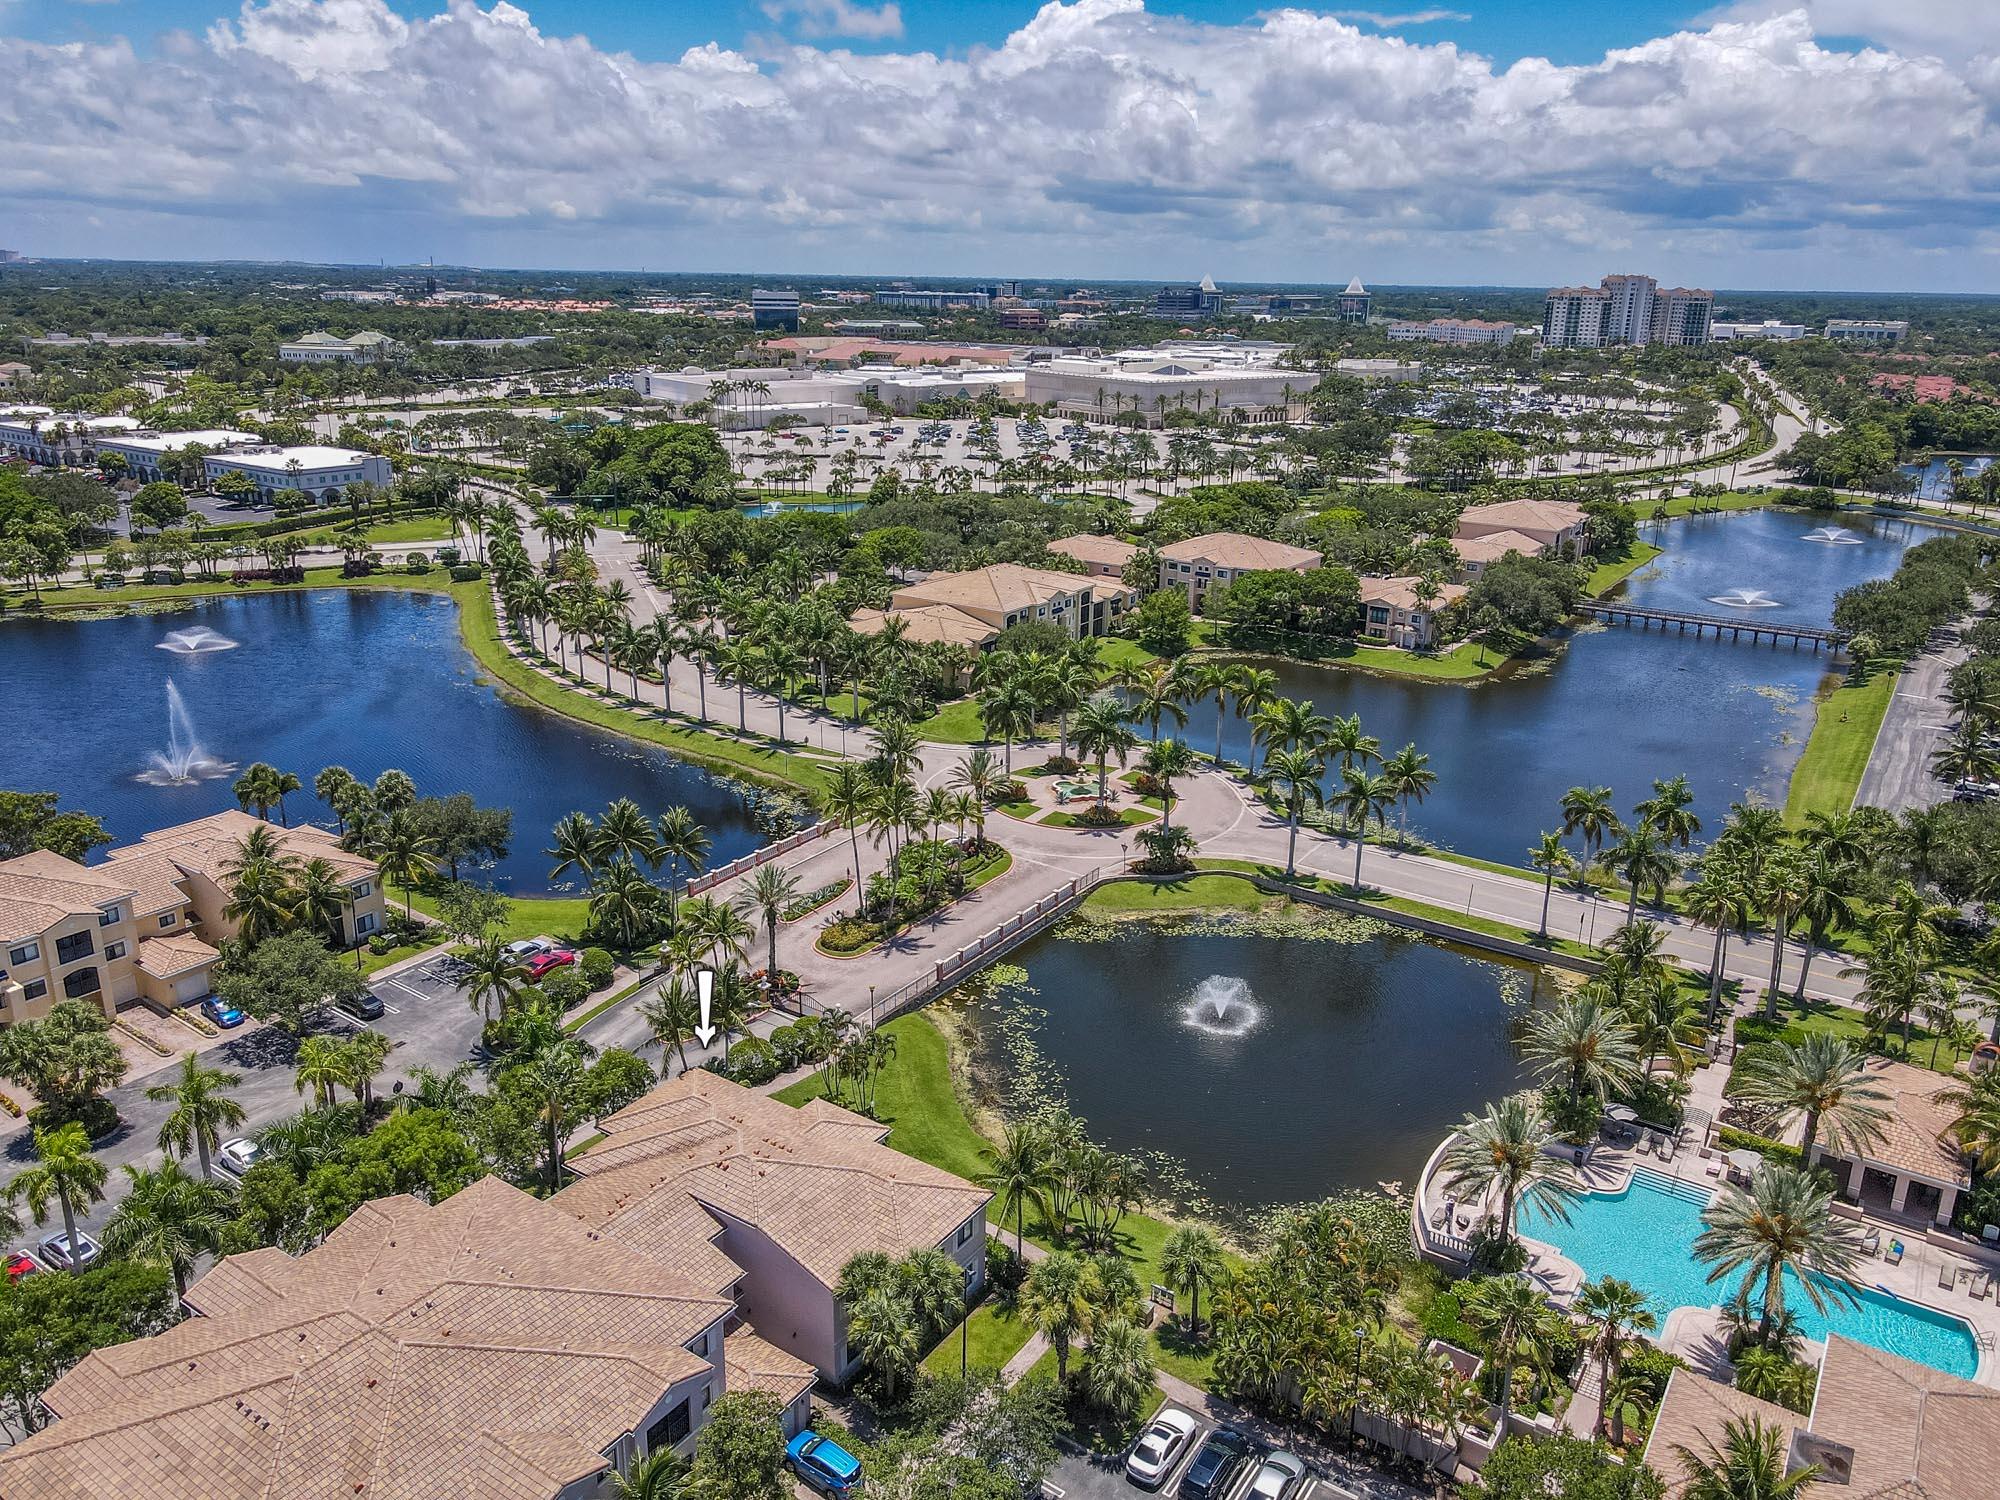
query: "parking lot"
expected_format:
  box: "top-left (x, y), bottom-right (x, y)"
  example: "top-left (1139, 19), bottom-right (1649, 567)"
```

top-left (1045, 1405), bottom-right (1365, 1500)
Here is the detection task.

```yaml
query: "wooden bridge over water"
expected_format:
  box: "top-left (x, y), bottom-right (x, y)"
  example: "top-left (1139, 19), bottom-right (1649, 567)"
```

top-left (1577, 600), bottom-right (1846, 651)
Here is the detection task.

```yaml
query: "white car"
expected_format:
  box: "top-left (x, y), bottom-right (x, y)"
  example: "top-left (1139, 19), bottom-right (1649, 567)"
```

top-left (215, 1138), bottom-right (261, 1177)
top-left (1125, 1408), bottom-right (1200, 1490)
top-left (37, 1230), bottom-right (101, 1271)
top-left (503, 938), bottom-right (552, 962)
top-left (1245, 1450), bottom-right (1307, 1500)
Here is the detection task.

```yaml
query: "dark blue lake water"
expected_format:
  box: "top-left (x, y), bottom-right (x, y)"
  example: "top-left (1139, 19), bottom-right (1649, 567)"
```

top-left (0, 589), bottom-right (764, 893)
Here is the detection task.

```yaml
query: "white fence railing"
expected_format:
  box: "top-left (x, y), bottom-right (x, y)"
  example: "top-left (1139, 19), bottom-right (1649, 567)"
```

top-left (687, 822), bottom-right (840, 895)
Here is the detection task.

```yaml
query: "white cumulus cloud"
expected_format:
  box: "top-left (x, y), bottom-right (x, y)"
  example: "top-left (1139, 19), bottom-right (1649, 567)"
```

top-left (0, 0), bottom-right (1994, 283)
top-left (759, 0), bottom-right (903, 40)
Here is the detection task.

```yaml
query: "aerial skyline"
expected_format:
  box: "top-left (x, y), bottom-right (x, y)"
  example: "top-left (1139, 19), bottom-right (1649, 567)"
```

top-left (2, 0), bottom-right (1995, 290)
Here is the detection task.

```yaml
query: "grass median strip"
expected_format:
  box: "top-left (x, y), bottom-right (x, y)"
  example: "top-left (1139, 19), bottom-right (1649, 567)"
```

top-left (1784, 666), bottom-right (1896, 823)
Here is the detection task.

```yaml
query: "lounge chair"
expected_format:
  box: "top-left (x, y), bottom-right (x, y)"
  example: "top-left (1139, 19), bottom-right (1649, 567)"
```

top-left (1887, 1240), bottom-right (1905, 1266)
top-left (1862, 1227), bottom-right (1882, 1257)
top-left (1941, 1261), bottom-right (1957, 1290)
top-left (1659, 1134), bottom-right (1678, 1163)
top-left (1704, 1156), bottom-right (1723, 1178)
top-left (1430, 1202), bottom-right (1450, 1230)
top-left (1976, 1273), bottom-right (1993, 1301)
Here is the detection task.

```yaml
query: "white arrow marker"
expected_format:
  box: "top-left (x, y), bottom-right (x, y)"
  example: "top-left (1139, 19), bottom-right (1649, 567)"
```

top-left (694, 968), bottom-right (718, 1048)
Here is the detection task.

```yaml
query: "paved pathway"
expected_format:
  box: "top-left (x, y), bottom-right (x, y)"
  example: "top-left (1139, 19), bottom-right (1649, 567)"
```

top-left (1855, 615), bottom-right (1973, 814)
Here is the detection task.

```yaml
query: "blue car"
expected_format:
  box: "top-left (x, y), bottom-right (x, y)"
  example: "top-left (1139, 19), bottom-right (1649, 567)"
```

top-left (787, 1431), bottom-right (862, 1496)
top-left (200, 997), bottom-right (246, 1029)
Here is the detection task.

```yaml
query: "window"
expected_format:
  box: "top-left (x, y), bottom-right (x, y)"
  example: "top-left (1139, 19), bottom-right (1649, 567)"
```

top-left (646, 1400), bottom-right (691, 1451)
top-left (20, 980), bottom-right (46, 1002)
top-left (957, 1217), bottom-right (975, 1246)
top-left (104, 941), bottom-right (126, 962)
top-left (98, 906), bottom-right (121, 926)
top-left (158, 913), bottom-right (176, 928)
top-left (701, 1384), bottom-right (713, 1410)
top-left (355, 913), bottom-right (377, 936)
top-left (62, 967), bottom-right (99, 1000)
top-left (54, 931), bottom-right (94, 966)
top-left (6, 942), bottom-right (38, 966)
top-left (351, 880), bottom-right (372, 898)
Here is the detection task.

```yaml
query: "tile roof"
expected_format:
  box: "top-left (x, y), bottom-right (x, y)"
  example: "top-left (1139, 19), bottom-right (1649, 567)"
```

top-left (134, 931), bottom-right (220, 980)
top-left (1046, 534), bottom-right (1139, 568)
top-left (1450, 528), bottom-right (1546, 563)
top-left (107, 809), bottom-right (375, 886)
top-left (1157, 532), bottom-right (1321, 571)
top-left (724, 1327), bottom-right (816, 1408)
top-left (0, 1177), bottom-right (728, 1500)
top-left (0, 855), bottom-right (138, 942)
top-left (1827, 1058), bottom-right (1969, 1186)
top-left (1357, 575), bottom-right (1469, 613)
top-left (1642, 1337), bottom-right (2000, 1500)
top-left (849, 603), bottom-right (999, 648)
top-left (892, 563), bottom-right (1106, 618)
top-left (560, 1071), bottom-right (988, 1291)
top-left (1451, 498), bottom-right (1587, 540)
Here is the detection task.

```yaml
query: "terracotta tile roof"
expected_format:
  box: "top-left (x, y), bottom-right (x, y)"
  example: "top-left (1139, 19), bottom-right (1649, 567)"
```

top-left (110, 809), bottom-right (375, 885)
top-left (1357, 575), bottom-right (1469, 612)
top-left (849, 603), bottom-right (999, 648)
top-left (724, 1327), bottom-right (816, 1408)
top-left (561, 1072), bottom-right (988, 1291)
top-left (0, 853), bottom-right (137, 942)
top-left (1451, 498), bottom-right (1587, 541)
top-left (1450, 528), bottom-right (1546, 563)
top-left (1046, 534), bottom-right (1139, 568)
top-left (1643, 1337), bottom-right (2000, 1500)
top-left (1838, 1058), bottom-right (1969, 1187)
top-left (134, 931), bottom-right (219, 980)
top-left (892, 563), bottom-right (1107, 618)
top-left (1157, 531), bottom-right (1321, 571)
top-left (2, 1177), bottom-right (727, 1500)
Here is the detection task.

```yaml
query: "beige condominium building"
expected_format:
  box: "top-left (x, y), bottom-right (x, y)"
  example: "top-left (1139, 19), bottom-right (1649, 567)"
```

top-left (1451, 498), bottom-right (1590, 557)
top-left (0, 1072), bottom-right (989, 1497)
top-left (1046, 532), bottom-right (1140, 580)
top-left (0, 810), bottom-right (384, 1027)
top-left (1156, 531), bottom-right (1322, 613)
top-left (1357, 576), bottom-right (1469, 650)
top-left (853, 562), bottom-right (1136, 648)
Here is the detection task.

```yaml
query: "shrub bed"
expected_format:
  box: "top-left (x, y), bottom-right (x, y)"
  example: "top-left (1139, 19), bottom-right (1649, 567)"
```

top-left (782, 878), bottom-right (851, 922)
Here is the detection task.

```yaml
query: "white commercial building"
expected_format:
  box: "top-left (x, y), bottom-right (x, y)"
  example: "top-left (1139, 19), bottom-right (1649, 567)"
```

top-left (92, 429), bottom-right (260, 483)
top-left (1386, 318), bottom-right (1527, 345)
top-left (202, 445), bottom-right (392, 504)
top-left (277, 330), bottom-right (400, 363)
top-left (1826, 319), bottom-right (1910, 343)
top-left (1022, 343), bottom-right (1305, 426)
top-left (625, 363), bottom-right (1026, 427)
top-left (0, 412), bottom-right (141, 466)
top-left (1710, 320), bottom-right (1807, 341)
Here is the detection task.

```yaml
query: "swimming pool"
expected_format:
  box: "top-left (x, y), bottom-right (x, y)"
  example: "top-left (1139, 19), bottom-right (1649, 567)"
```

top-left (1518, 1168), bottom-right (1981, 1379)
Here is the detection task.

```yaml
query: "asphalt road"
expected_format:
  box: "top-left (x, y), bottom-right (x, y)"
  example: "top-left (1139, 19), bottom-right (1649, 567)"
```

top-left (1855, 623), bottom-right (1969, 814)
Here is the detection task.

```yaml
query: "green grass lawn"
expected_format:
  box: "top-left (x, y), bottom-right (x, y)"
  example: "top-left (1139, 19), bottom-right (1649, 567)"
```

top-left (1729, 996), bottom-right (1970, 1085)
top-left (364, 517), bottom-right (456, 545)
top-left (922, 1296), bottom-right (1035, 1377)
top-left (915, 698), bottom-right (993, 744)
top-left (1584, 541), bottom-right (1664, 596)
top-left (404, 886), bottom-right (593, 945)
top-left (1084, 875), bottom-right (1271, 914)
top-left (1784, 667), bottom-right (1896, 824)
top-left (1642, 491), bottom-right (1782, 520)
top-left (1096, 637), bottom-right (1159, 671)
top-left (8, 565), bottom-right (454, 612)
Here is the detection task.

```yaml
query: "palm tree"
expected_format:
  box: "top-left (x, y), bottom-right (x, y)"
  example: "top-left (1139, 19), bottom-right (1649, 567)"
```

top-left (980, 1117), bottom-right (1048, 1259)
top-left (101, 1161), bottom-right (230, 1297)
top-left (1334, 770), bottom-right (1395, 890)
top-left (1440, 1094), bottom-right (1578, 1249)
top-left (1674, 1416), bottom-right (1819, 1500)
top-left (738, 863), bottom-right (802, 978)
top-left (589, 859), bottom-right (658, 952)
top-left (1529, 831), bottom-right (1575, 940)
top-left (609, 1449), bottom-right (686, 1500)
top-left (1140, 737), bottom-right (1196, 832)
top-left (1020, 1249), bottom-right (1094, 1384)
top-left (1380, 743), bottom-right (1437, 849)
top-left (1788, 850), bottom-right (1854, 1003)
top-left (1683, 852), bottom-right (1752, 1023)
top-left (1187, 661), bottom-right (1237, 763)
top-left (978, 680), bottom-right (1038, 774)
top-left (9, 1123), bottom-right (108, 1273)
top-left (463, 934), bottom-right (524, 1022)
top-left (521, 1038), bottom-right (589, 1193)
top-left (653, 806), bottom-right (709, 920)
top-left (1605, 823), bottom-right (1677, 924)
top-left (1572, 1276), bottom-right (1656, 1436)
top-left (1159, 1224), bottom-right (1228, 1341)
top-left (1636, 774), bottom-right (1701, 849)
top-left (640, 977), bottom-right (702, 1077)
top-left (1523, 989), bottom-right (1642, 1104)
top-left (1735, 1035), bottom-right (1890, 1165)
top-left (1265, 747), bottom-right (1326, 879)
top-left (294, 1035), bottom-right (354, 1108)
top-left (546, 810), bottom-right (602, 885)
top-left (1461, 1274), bottom-right (1563, 1437)
top-left (1560, 785), bottom-right (1622, 867)
top-left (1250, 697), bottom-right (1331, 770)
top-left (847, 1285), bottom-right (920, 1399)
top-left (1082, 1316), bottom-right (1154, 1415)
top-left (222, 858), bottom-right (295, 947)
top-left (598, 798), bottom-right (658, 868)
top-left (1694, 1164), bottom-right (1865, 1343)
top-left (1072, 694), bottom-right (1138, 806)
top-left (369, 808), bottom-right (439, 916)
top-left (147, 1052), bottom-right (245, 1181)
top-left (1131, 671), bottom-right (1189, 742)
top-left (820, 761), bottom-right (876, 900)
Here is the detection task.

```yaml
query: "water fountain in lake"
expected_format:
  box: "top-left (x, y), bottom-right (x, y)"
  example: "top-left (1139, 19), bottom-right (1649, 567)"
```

top-left (1706, 588), bottom-right (1784, 610)
top-left (156, 626), bottom-right (239, 654)
top-left (1179, 975), bottom-right (1262, 1039)
top-left (137, 682), bottom-right (235, 785)
top-left (1802, 526), bottom-right (1864, 546)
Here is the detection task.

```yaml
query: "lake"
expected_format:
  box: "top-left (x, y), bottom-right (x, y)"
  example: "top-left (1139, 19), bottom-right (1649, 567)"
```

top-left (1197, 507), bottom-right (1937, 864)
top-left (0, 589), bottom-right (766, 893)
top-left (1899, 453), bottom-right (1994, 499)
top-left (963, 915), bottom-right (1539, 1217)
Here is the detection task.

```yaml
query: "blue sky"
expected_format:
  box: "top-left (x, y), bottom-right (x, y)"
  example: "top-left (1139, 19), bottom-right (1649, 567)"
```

top-left (2, 1), bottom-right (1994, 289)
top-left (13, 1), bottom-right (1713, 66)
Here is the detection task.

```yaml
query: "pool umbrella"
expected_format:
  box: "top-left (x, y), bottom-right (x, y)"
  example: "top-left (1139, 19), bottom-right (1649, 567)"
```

top-left (1726, 1148), bottom-right (1764, 1179)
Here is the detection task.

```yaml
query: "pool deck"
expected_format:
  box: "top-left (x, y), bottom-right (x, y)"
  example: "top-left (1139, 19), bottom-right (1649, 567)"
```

top-left (1417, 1131), bottom-right (2000, 1389)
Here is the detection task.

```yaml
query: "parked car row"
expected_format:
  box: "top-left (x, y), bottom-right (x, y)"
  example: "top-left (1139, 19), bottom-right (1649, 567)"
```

top-left (7, 1229), bottom-right (103, 1277)
top-left (1126, 1409), bottom-right (1312, 1500)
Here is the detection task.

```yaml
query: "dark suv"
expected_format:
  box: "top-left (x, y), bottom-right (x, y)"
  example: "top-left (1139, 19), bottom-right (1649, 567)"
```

top-left (1178, 1427), bottom-right (1255, 1500)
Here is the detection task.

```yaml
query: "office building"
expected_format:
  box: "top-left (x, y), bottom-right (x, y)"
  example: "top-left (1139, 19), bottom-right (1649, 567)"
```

top-left (1826, 319), bottom-right (1910, 343)
top-left (202, 445), bottom-right (393, 505)
top-left (998, 307), bottom-right (1046, 330)
top-left (277, 330), bottom-right (400, 363)
top-left (0, 411), bottom-right (141, 466)
top-left (0, 250), bottom-right (20, 263)
top-left (750, 288), bottom-right (801, 331)
top-left (1650, 285), bottom-right (1715, 345)
top-left (1336, 277), bottom-right (1372, 323)
top-left (1710, 319), bottom-right (1807, 341)
top-left (92, 428), bottom-right (259, 483)
top-left (1154, 276), bottom-right (1225, 319)
top-left (1386, 318), bottom-right (1525, 345)
top-left (873, 288), bottom-right (992, 312)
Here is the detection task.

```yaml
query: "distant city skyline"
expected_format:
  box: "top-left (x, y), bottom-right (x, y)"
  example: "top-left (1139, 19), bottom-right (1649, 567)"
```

top-left (2, 0), bottom-right (1995, 291)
